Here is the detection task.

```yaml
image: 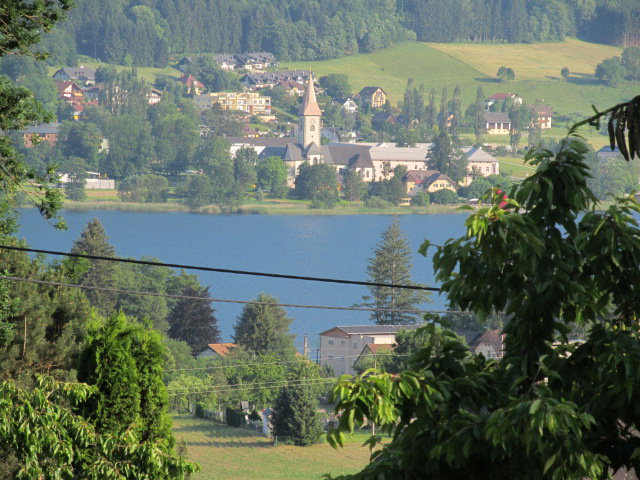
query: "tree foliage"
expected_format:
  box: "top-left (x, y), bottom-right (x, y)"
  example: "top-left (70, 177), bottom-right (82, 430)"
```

top-left (359, 219), bottom-right (428, 325)
top-left (167, 285), bottom-right (221, 354)
top-left (272, 383), bottom-right (323, 446)
top-left (328, 125), bottom-right (640, 479)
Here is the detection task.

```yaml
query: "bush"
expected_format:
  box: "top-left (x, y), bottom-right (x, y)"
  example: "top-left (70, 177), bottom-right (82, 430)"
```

top-left (364, 196), bottom-right (392, 209)
top-left (225, 407), bottom-right (246, 427)
top-left (430, 189), bottom-right (459, 204)
top-left (459, 178), bottom-right (491, 199)
top-left (410, 191), bottom-right (430, 206)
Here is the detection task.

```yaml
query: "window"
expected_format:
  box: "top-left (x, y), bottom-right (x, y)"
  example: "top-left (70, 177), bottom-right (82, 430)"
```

top-left (310, 124), bottom-right (315, 131)
top-left (328, 355), bottom-right (334, 360)
top-left (486, 167), bottom-right (490, 172)
top-left (341, 340), bottom-right (346, 345)
top-left (328, 339), bottom-right (334, 345)
top-left (353, 343), bottom-right (358, 349)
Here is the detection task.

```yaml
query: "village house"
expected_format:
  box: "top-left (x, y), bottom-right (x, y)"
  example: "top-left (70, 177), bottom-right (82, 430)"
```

top-left (353, 329), bottom-right (504, 368)
top-left (56, 81), bottom-right (84, 101)
top-left (58, 171), bottom-right (115, 189)
top-left (405, 170), bottom-right (457, 196)
top-left (52, 66), bottom-right (96, 85)
top-left (531, 104), bottom-right (553, 129)
top-left (82, 83), bottom-right (104, 102)
top-left (462, 146), bottom-right (500, 179)
top-left (242, 70), bottom-right (309, 89)
top-left (20, 123), bottom-right (60, 148)
top-left (276, 79), bottom-right (306, 96)
top-left (371, 111), bottom-right (398, 130)
top-left (319, 325), bottom-right (422, 376)
top-left (193, 91), bottom-right (272, 118)
top-left (484, 112), bottom-right (512, 134)
top-left (342, 98), bottom-right (358, 114)
top-left (486, 92), bottom-right (522, 109)
top-left (147, 88), bottom-right (163, 105)
top-left (357, 86), bottom-right (387, 109)
top-left (196, 342), bottom-right (238, 359)
top-left (178, 74), bottom-right (205, 95)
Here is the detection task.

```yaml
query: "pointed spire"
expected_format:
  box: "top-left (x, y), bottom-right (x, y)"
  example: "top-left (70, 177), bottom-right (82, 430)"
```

top-left (300, 71), bottom-right (322, 116)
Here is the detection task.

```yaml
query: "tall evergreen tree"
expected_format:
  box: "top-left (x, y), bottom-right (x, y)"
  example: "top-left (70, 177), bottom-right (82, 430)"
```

top-left (233, 293), bottom-right (295, 356)
top-left (271, 383), bottom-right (322, 446)
top-left (359, 219), bottom-right (428, 325)
top-left (167, 285), bottom-right (220, 354)
top-left (427, 131), bottom-right (468, 183)
top-left (71, 218), bottom-right (117, 315)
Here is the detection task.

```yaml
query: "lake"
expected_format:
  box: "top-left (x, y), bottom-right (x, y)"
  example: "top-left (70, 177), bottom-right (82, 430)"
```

top-left (17, 209), bottom-right (470, 350)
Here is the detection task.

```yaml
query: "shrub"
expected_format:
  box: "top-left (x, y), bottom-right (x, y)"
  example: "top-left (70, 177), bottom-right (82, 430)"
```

top-left (364, 196), bottom-right (392, 209)
top-left (410, 191), bottom-right (430, 206)
top-left (430, 189), bottom-right (459, 204)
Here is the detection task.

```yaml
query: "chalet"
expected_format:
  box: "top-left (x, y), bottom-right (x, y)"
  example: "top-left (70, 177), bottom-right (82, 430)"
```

top-left (82, 83), bottom-right (104, 102)
top-left (20, 123), bottom-right (60, 148)
top-left (357, 86), bottom-right (387, 109)
top-left (52, 66), bottom-right (96, 84)
top-left (147, 88), bottom-right (163, 105)
top-left (462, 147), bottom-right (500, 179)
top-left (56, 81), bottom-right (83, 101)
top-left (342, 99), bottom-right (358, 114)
top-left (405, 170), bottom-right (457, 196)
top-left (487, 92), bottom-right (522, 108)
top-left (178, 74), bottom-right (205, 95)
top-left (319, 325), bottom-right (422, 375)
top-left (177, 56), bottom-right (194, 72)
top-left (531, 104), bottom-right (553, 129)
top-left (276, 80), bottom-right (305, 96)
top-left (196, 343), bottom-right (238, 358)
top-left (484, 112), bottom-right (512, 134)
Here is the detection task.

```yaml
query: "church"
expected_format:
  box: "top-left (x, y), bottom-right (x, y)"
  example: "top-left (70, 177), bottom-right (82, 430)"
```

top-left (227, 73), bottom-right (499, 189)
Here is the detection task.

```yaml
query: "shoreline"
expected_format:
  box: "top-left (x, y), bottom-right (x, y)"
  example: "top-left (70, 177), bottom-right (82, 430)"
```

top-left (54, 200), bottom-right (469, 215)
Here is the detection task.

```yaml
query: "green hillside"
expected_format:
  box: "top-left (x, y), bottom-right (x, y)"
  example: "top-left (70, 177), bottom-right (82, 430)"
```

top-left (288, 39), bottom-right (638, 117)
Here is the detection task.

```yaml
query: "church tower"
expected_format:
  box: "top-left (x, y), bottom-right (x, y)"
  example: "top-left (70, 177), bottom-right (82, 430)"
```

top-left (298, 72), bottom-right (322, 150)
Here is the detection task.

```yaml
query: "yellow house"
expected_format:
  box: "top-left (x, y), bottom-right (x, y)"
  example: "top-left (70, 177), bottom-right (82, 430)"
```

top-left (193, 91), bottom-right (272, 117)
top-left (484, 112), bottom-right (512, 135)
top-left (406, 170), bottom-right (457, 196)
top-left (358, 86), bottom-right (387, 109)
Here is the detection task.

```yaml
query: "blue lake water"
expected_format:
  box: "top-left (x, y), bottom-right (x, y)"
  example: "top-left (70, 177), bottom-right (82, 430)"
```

top-left (17, 209), bottom-right (469, 350)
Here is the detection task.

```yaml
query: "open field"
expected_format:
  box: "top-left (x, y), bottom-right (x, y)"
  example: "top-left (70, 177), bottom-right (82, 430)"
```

top-left (498, 157), bottom-right (537, 179)
top-left (172, 415), bottom-right (372, 480)
top-left (288, 39), bottom-right (638, 117)
top-left (431, 38), bottom-right (620, 80)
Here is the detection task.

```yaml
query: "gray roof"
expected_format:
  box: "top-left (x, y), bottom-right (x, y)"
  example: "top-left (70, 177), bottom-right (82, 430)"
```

top-left (324, 324), bottom-right (423, 336)
top-left (283, 143), bottom-right (303, 162)
top-left (484, 112), bottom-right (511, 124)
top-left (225, 137), bottom-right (292, 147)
top-left (242, 70), bottom-right (308, 85)
top-left (53, 66), bottom-right (96, 81)
top-left (306, 142), bottom-right (323, 156)
top-left (359, 86), bottom-right (386, 96)
top-left (462, 147), bottom-right (499, 163)
top-left (20, 123), bottom-right (60, 135)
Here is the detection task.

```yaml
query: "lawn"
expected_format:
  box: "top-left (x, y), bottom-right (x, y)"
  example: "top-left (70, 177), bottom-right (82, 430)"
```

top-left (172, 415), bottom-right (373, 480)
top-left (498, 156), bottom-right (537, 179)
top-left (287, 39), bottom-right (638, 117)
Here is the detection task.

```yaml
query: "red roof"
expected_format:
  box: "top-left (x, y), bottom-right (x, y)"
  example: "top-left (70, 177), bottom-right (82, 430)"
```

top-left (56, 80), bottom-right (82, 94)
top-left (204, 342), bottom-right (237, 357)
top-left (179, 74), bottom-right (204, 89)
top-left (489, 93), bottom-right (516, 100)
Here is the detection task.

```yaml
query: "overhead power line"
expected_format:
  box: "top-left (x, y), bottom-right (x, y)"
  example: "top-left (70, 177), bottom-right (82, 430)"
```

top-left (0, 245), bottom-right (440, 292)
top-left (167, 377), bottom-right (338, 396)
top-left (0, 275), bottom-right (463, 315)
top-left (166, 353), bottom-right (411, 372)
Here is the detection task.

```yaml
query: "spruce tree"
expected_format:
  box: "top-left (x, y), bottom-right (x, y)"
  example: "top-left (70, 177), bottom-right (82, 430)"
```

top-left (167, 285), bottom-right (220, 354)
top-left (474, 86), bottom-right (485, 146)
top-left (360, 219), bottom-right (428, 325)
top-left (271, 384), bottom-right (322, 446)
top-left (71, 218), bottom-right (117, 315)
top-left (233, 293), bottom-right (295, 356)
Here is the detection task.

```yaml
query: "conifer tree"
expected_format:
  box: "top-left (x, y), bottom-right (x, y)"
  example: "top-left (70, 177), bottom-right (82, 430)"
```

top-left (474, 86), bottom-right (485, 146)
top-left (271, 384), bottom-right (322, 446)
top-left (360, 219), bottom-right (428, 325)
top-left (71, 218), bottom-right (117, 315)
top-left (233, 293), bottom-right (295, 356)
top-left (167, 285), bottom-right (220, 354)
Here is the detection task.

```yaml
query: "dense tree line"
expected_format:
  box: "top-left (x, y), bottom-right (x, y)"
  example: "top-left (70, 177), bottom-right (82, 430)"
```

top-left (39, 0), bottom-right (640, 68)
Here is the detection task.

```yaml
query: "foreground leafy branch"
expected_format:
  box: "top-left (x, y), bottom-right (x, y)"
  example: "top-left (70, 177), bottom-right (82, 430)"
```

top-left (327, 109), bottom-right (640, 479)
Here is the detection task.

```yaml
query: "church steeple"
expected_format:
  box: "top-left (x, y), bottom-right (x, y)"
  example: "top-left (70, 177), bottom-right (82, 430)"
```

top-left (298, 72), bottom-right (322, 149)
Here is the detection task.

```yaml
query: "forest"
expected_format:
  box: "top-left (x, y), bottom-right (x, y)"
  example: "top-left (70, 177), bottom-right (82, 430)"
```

top-left (41, 0), bottom-right (640, 67)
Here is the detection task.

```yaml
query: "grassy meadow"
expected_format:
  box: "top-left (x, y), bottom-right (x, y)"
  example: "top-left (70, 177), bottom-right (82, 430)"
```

top-left (288, 38), bottom-right (637, 117)
top-left (172, 415), bottom-right (373, 480)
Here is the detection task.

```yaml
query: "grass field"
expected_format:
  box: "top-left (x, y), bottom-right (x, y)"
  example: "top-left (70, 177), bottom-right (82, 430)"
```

top-left (288, 38), bottom-right (638, 117)
top-left (498, 157), bottom-right (537, 179)
top-left (172, 415), bottom-right (373, 480)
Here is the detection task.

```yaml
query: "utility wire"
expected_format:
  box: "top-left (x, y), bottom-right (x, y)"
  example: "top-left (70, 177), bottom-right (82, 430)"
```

top-left (0, 275), bottom-right (463, 315)
top-left (167, 378), bottom-right (338, 396)
top-left (0, 244), bottom-right (440, 292)
top-left (166, 354), bottom-right (411, 372)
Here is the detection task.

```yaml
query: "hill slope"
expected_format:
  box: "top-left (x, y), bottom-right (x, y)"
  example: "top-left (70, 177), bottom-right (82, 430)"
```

top-left (288, 39), bottom-right (637, 117)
